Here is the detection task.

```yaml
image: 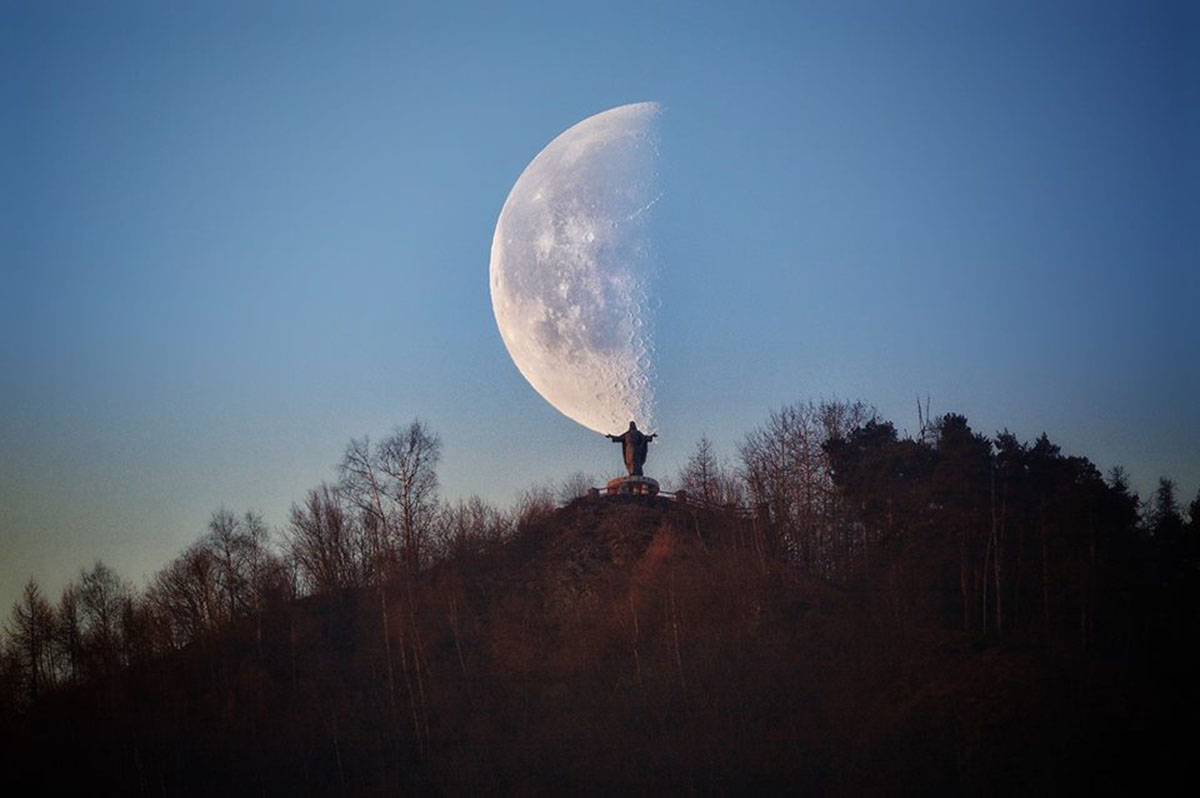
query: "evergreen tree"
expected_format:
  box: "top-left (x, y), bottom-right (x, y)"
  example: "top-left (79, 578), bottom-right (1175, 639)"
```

top-left (1150, 478), bottom-right (1184, 541)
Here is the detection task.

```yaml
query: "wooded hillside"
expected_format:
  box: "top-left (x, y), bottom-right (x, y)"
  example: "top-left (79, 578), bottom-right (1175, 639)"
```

top-left (3, 408), bottom-right (1196, 794)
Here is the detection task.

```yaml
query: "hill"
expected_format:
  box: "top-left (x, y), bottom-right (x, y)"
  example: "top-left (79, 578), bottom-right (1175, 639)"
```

top-left (3, 493), bottom-right (1193, 795)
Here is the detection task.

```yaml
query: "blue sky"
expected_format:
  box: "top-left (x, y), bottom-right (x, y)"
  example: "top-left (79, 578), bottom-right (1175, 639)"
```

top-left (2, 0), bottom-right (1196, 611)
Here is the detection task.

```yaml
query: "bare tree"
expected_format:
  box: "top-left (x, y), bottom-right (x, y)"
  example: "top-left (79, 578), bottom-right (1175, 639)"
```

top-left (209, 508), bottom-right (253, 622)
top-left (434, 495), bottom-right (511, 560)
top-left (53, 584), bottom-right (84, 683)
top-left (5, 579), bottom-right (56, 702)
top-left (739, 399), bottom-right (873, 575)
top-left (78, 561), bottom-right (130, 676)
top-left (514, 482), bottom-right (557, 526)
top-left (146, 543), bottom-right (222, 647)
top-left (558, 471), bottom-right (597, 504)
top-left (287, 483), bottom-right (364, 594)
top-left (679, 437), bottom-right (719, 504)
top-left (340, 435), bottom-right (399, 580)
top-left (337, 421), bottom-right (444, 755)
top-left (339, 421), bottom-right (443, 578)
top-left (678, 437), bottom-right (743, 507)
top-left (377, 421), bottom-right (442, 575)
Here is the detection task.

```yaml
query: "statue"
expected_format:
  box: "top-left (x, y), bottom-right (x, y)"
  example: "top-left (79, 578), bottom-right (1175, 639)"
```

top-left (606, 421), bottom-right (657, 477)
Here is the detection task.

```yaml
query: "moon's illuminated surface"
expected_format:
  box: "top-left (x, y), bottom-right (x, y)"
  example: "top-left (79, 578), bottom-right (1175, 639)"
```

top-left (490, 102), bottom-right (661, 434)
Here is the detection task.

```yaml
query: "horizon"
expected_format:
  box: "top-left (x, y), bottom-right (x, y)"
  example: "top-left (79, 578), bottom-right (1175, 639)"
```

top-left (3, 1), bottom-right (1197, 615)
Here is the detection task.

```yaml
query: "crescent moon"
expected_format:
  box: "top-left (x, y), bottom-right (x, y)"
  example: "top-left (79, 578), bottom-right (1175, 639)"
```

top-left (490, 102), bottom-right (661, 434)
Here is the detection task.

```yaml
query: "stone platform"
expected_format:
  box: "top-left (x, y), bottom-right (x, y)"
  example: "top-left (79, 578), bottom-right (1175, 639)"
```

top-left (604, 475), bottom-right (660, 497)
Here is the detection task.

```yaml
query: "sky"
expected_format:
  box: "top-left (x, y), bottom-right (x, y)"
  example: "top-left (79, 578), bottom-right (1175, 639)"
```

top-left (2, 0), bottom-right (1196, 613)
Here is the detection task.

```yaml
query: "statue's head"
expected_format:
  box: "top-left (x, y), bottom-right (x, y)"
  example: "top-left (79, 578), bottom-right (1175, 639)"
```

top-left (629, 421), bottom-right (637, 430)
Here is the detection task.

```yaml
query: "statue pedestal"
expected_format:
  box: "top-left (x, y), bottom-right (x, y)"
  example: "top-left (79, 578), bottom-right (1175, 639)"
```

top-left (606, 475), bottom-right (660, 497)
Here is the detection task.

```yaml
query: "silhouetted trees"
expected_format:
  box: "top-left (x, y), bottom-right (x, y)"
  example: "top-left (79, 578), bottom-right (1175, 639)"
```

top-left (77, 561), bottom-right (132, 676)
top-left (146, 540), bottom-right (222, 647)
top-left (4, 581), bottom-right (54, 704)
top-left (287, 483), bottom-right (367, 594)
top-left (557, 471), bottom-right (598, 505)
top-left (433, 495), bottom-right (510, 560)
top-left (513, 481), bottom-right (557, 525)
top-left (141, 510), bottom-right (289, 656)
top-left (2, 408), bottom-right (1196, 795)
top-left (739, 399), bottom-right (874, 576)
top-left (678, 436), bottom-right (742, 506)
top-left (1150, 477), bottom-right (1184, 541)
top-left (339, 420), bottom-right (442, 578)
top-left (819, 412), bottom-right (1196, 653)
top-left (53, 584), bottom-right (84, 683)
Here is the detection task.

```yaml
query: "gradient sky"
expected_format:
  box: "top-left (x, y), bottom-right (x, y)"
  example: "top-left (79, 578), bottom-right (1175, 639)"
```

top-left (2, 0), bottom-right (1196, 613)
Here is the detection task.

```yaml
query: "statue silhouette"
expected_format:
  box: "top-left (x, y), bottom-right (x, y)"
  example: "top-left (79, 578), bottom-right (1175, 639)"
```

top-left (606, 421), bottom-right (657, 477)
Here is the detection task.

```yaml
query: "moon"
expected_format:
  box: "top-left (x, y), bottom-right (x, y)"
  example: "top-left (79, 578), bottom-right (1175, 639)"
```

top-left (490, 102), bottom-right (661, 434)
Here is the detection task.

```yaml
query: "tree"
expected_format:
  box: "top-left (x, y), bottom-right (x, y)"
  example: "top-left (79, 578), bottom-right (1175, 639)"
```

top-left (740, 399), bottom-right (874, 575)
top-left (740, 403), bottom-right (816, 564)
top-left (515, 482), bottom-right (557, 526)
top-left (932, 415), bottom-right (993, 631)
top-left (827, 419), bottom-right (899, 536)
top-left (78, 561), bottom-right (130, 676)
top-left (825, 419), bottom-right (937, 627)
top-left (288, 483), bottom-right (364, 594)
top-left (146, 543), bottom-right (221, 647)
top-left (340, 434), bottom-right (396, 579)
top-left (679, 437), bottom-right (718, 504)
top-left (339, 420), bottom-right (443, 578)
top-left (377, 421), bottom-right (442, 574)
top-left (209, 508), bottom-right (254, 622)
top-left (5, 579), bottom-right (56, 702)
top-left (1025, 434), bottom-right (1064, 636)
top-left (207, 508), bottom-right (285, 626)
top-left (557, 472), bottom-right (596, 505)
top-left (1149, 478), bottom-right (1184, 541)
top-left (337, 420), bottom-right (443, 754)
top-left (1105, 467), bottom-right (1141, 534)
top-left (53, 585), bottom-right (84, 683)
top-left (991, 431), bottom-right (1031, 637)
top-left (434, 495), bottom-right (510, 559)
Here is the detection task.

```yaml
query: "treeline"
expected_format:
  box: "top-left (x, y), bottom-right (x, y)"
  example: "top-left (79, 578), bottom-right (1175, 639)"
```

top-left (1, 403), bottom-right (1197, 793)
top-left (4, 405), bottom-right (1198, 712)
top-left (0, 421), bottom-right (579, 714)
top-left (680, 400), bottom-right (1199, 644)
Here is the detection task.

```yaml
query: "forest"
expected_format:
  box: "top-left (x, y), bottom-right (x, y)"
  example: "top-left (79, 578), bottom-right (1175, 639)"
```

top-left (2, 401), bottom-right (1197, 794)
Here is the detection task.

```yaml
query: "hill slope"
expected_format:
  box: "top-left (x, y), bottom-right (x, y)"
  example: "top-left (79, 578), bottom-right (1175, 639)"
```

top-left (3, 496), bottom-right (1191, 794)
